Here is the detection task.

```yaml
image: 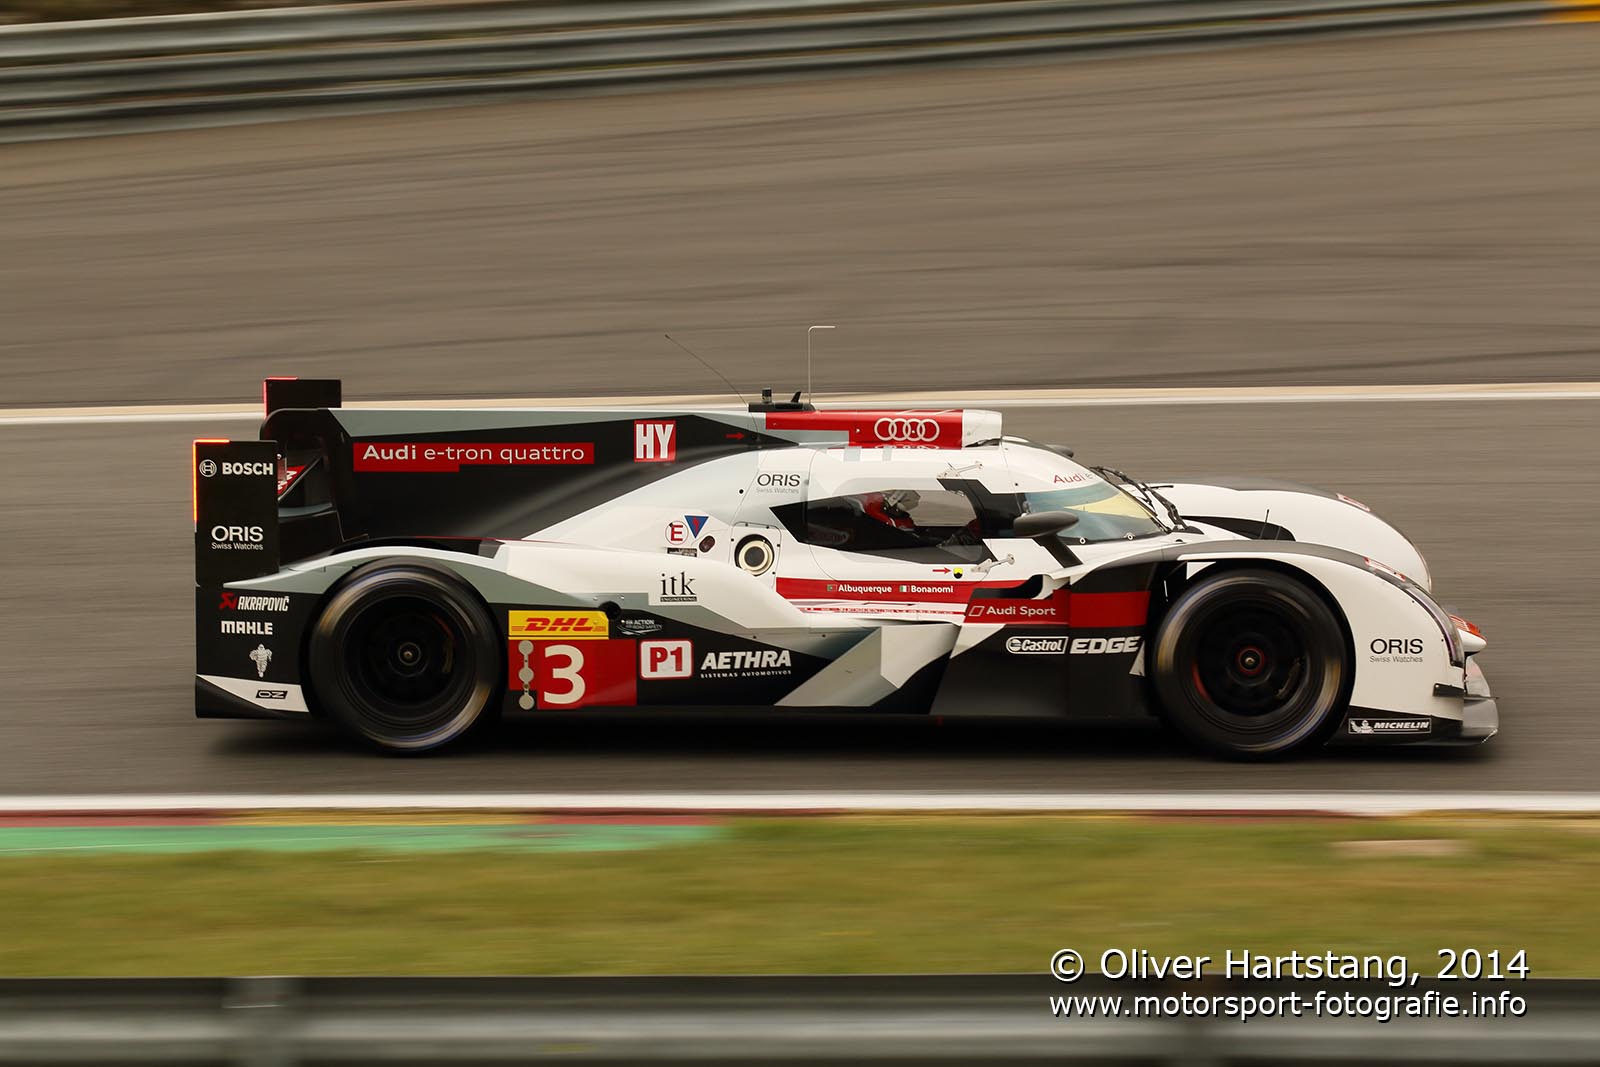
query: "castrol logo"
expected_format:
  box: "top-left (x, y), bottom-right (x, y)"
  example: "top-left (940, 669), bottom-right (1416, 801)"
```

top-left (873, 417), bottom-right (940, 443)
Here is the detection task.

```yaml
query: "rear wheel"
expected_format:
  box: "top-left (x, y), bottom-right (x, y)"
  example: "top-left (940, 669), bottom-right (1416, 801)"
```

top-left (1151, 568), bottom-right (1348, 759)
top-left (308, 563), bottom-right (498, 753)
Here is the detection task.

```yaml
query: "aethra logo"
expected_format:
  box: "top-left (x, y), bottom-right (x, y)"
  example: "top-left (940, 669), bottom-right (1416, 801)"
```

top-left (210, 525), bottom-right (265, 543)
top-left (634, 420), bottom-right (677, 462)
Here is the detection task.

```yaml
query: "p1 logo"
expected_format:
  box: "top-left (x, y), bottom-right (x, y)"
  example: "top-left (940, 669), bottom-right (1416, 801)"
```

top-left (640, 639), bottom-right (694, 680)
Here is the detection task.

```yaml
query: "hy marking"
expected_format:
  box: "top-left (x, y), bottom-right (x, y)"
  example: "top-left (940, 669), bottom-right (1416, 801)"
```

top-left (3, 382), bottom-right (1600, 427)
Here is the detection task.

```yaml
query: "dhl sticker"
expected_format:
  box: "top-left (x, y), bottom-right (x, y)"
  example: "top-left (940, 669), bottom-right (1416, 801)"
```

top-left (507, 610), bottom-right (609, 640)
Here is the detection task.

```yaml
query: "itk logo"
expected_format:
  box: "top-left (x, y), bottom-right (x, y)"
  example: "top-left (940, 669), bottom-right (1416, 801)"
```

top-left (248, 644), bottom-right (273, 678)
top-left (658, 571), bottom-right (697, 603)
top-left (635, 420), bottom-right (677, 463)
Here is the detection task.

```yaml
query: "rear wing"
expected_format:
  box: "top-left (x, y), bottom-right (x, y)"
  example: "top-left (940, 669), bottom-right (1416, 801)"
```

top-left (198, 377), bottom-right (1009, 573)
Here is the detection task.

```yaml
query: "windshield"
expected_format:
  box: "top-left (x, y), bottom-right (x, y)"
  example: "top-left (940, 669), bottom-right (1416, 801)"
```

top-left (1020, 481), bottom-right (1166, 543)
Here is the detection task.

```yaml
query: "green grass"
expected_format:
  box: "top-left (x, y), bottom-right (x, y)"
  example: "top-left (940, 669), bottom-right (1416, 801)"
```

top-left (0, 816), bottom-right (1593, 976)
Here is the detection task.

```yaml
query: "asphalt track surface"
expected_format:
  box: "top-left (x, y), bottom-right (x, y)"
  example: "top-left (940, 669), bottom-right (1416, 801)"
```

top-left (2, 24), bottom-right (1599, 794)
top-left (3, 25), bottom-right (1600, 409)
top-left (1, 397), bottom-right (1593, 794)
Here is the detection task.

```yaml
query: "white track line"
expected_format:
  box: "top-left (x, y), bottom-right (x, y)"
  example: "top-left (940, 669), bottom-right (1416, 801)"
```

top-left (3, 382), bottom-right (1600, 426)
top-left (4, 793), bottom-right (1600, 815)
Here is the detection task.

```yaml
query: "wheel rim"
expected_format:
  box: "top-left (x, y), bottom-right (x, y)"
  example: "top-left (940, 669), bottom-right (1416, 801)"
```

top-left (344, 594), bottom-right (475, 737)
top-left (1180, 593), bottom-right (1323, 735)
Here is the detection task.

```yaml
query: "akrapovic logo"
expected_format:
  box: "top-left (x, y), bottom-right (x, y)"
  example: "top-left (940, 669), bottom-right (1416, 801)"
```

top-left (1006, 636), bottom-right (1066, 655)
top-left (199, 460), bottom-right (274, 477)
top-left (219, 593), bottom-right (291, 612)
top-left (1070, 637), bottom-right (1143, 655)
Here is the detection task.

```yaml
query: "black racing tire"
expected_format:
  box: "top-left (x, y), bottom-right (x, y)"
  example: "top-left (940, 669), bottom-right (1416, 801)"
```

top-left (308, 562), bottom-right (499, 753)
top-left (1151, 568), bottom-right (1348, 760)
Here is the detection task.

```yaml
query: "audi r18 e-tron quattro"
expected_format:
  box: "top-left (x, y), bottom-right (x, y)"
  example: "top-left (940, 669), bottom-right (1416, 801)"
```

top-left (193, 378), bottom-right (1496, 758)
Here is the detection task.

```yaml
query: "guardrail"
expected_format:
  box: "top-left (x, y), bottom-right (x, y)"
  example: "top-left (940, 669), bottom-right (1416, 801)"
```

top-left (0, 0), bottom-right (1593, 135)
top-left (0, 975), bottom-right (1595, 1063)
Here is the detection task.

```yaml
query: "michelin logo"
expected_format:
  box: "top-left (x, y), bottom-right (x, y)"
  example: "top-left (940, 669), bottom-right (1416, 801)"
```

top-left (1347, 717), bottom-right (1431, 736)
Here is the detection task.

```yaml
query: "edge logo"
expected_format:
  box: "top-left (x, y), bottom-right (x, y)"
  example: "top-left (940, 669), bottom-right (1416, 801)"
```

top-left (1070, 636), bottom-right (1142, 655)
top-left (1006, 636), bottom-right (1066, 655)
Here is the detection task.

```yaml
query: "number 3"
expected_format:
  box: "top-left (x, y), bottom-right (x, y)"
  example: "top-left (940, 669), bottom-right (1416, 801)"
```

top-left (542, 644), bottom-right (586, 706)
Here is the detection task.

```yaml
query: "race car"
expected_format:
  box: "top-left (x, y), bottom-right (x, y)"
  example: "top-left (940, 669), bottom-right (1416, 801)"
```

top-left (193, 378), bottom-right (1497, 758)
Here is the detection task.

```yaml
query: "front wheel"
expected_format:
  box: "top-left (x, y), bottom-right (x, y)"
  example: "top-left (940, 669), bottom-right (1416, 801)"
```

top-left (308, 563), bottom-right (499, 753)
top-left (1151, 568), bottom-right (1348, 759)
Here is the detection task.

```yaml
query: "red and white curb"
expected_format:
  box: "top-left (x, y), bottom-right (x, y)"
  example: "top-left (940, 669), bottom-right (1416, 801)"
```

top-left (2, 793), bottom-right (1600, 816)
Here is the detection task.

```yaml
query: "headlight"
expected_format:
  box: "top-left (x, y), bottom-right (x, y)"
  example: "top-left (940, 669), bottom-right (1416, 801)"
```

top-left (1365, 558), bottom-right (1463, 668)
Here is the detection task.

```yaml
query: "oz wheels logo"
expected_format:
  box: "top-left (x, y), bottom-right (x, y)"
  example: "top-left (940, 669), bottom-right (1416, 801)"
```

top-left (198, 459), bottom-right (218, 478)
top-left (873, 417), bottom-right (939, 443)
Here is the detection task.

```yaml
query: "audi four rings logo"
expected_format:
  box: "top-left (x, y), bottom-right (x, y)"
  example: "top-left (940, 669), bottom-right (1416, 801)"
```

top-left (873, 417), bottom-right (940, 442)
top-left (198, 459), bottom-right (218, 478)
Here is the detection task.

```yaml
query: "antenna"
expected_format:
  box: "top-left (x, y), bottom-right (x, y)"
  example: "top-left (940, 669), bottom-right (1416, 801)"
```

top-left (806, 325), bottom-right (835, 402)
top-left (664, 334), bottom-right (746, 407)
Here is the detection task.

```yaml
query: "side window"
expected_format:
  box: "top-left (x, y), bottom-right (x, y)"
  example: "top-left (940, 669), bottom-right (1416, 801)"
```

top-left (781, 489), bottom-right (990, 564)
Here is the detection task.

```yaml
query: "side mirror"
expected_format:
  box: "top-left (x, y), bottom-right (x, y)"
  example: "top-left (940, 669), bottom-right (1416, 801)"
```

top-left (1012, 510), bottom-right (1079, 539)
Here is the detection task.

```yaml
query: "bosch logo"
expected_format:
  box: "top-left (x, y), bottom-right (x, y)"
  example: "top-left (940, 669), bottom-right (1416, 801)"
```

top-left (873, 417), bottom-right (939, 443)
top-left (198, 459), bottom-right (218, 478)
top-left (210, 525), bottom-right (265, 543)
top-left (1006, 636), bottom-right (1066, 655)
top-left (223, 461), bottom-right (274, 477)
